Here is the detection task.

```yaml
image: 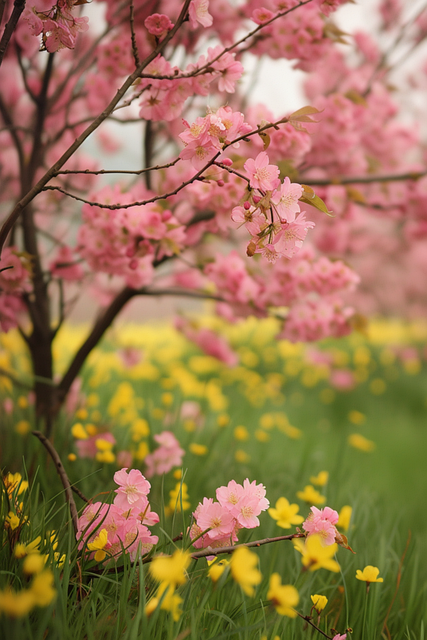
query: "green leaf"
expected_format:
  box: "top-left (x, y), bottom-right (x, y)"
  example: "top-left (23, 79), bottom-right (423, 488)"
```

top-left (258, 131), bottom-right (270, 150)
top-left (300, 185), bottom-right (334, 216)
top-left (288, 105), bottom-right (322, 123)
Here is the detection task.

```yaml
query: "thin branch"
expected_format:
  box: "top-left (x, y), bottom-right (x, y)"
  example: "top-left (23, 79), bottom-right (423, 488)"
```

top-left (129, 0), bottom-right (139, 68)
top-left (0, 0), bottom-right (26, 68)
top-left (52, 158), bottom-right (180, 177)
top-left (186, 533), bottom-right (305, 562)
top-left (295, 611), bottom-right (334, 639)
top-left (140, 288), bottom-right (223, 302)
top-left (71, 484), bottom-right (90, 504)
top-left (301, 170), bottom-right (427, 186)
top-left (32, 430), bottom-right (79, 536)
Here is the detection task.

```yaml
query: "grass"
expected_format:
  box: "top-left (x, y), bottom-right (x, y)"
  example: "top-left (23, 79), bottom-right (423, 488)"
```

top-left (1, 315), bottom-right (427, 639)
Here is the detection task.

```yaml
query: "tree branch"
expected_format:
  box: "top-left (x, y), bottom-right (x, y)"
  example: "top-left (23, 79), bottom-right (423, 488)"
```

top-left (187, 533), bottom-right (305, 562)
top-left (32, 430), bottom-right (79, 536)
top-left (0, 0), bottom-right (25, 68)
top-left (301, 170), bottom-right (427, 186)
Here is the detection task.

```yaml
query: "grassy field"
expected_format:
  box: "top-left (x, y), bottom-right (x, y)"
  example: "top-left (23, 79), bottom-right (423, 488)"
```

top-left (1, 316), bottom-right (426, 639)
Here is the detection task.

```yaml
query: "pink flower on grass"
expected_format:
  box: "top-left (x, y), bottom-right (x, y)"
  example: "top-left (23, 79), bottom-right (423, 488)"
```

top-left (144, 431), bottom-right (185, 477)
top-left (216, 480), bottom-right (244, 514)
top-left (195, 498), bottom-right (236, 539)
top-left (303, 506), bottom-right (339, 546)
top-left (244, 152), bottom-right (280, 192)
top-left (113, 468), bottom-right (151, 510)
top-left (235, 495), bottom-right (262, 529)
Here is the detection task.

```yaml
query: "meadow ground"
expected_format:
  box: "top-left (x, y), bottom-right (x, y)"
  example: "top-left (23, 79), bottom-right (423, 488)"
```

top-left (1, 316), bottom-right (427, 640)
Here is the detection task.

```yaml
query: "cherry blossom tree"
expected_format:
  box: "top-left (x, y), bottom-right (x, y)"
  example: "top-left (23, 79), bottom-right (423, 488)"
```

top-left (1, 0), bottom-right (426, 435)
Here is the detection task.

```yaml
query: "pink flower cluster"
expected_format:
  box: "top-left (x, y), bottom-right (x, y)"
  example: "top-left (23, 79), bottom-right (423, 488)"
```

top-left (179, 107), bottom-right (251, 169)
top-left (77, 468), bottom-right (159, 562)
top-left (77, 184), bottom-right (186, 289)
top-left (232, 152), bottom-right (315, 262)
top-left (138, 51), bottom-right (243, 122)
top-left (190, 479), bottom-right (269, 551)
top-left (23, 0), bottom-right (89, 53)
top-left (200, 246), bottom-right (357, 342)
top-left (144, 431), bottom-right (185, 478)
top-left (302, 506), bottom-right (339, 546)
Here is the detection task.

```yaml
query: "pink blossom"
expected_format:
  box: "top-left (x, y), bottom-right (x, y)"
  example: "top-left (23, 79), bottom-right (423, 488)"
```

top-left (195, 498), bottom-right (236, 539)
top-left (271, 177), bottom-right (303, 222)
top-left (251, 8), bottom-right (275, 25)
top-left (303, 505), bottom-right (339, 546)
top-left (189, 0), bottom-right (213, 29)
top-left (144, 431), bottom-right (185, 477)
top-left (216, 480), bottom-right (244, 514)
top-left (113, 468), bottom-right (151, 510)
top-left (235, 495), bottom-right (262, 529)
top-left (144, 13), bottom-right (174, 37)
top-left (272, 212), bottom-right (315, 259)
top-left (244, 152), bottom-right (280, 192)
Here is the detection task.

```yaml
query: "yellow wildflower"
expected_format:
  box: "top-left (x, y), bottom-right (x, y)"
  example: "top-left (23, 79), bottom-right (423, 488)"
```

top-left (267, 573), bottom-right (299, 617)
top-left (6, 512), bottom-right (21, 530)
top-left (217, 413), bottom-right (230, 428)
top-left (208, 558), bottom-right (229, 583)
top-left (30, 569), bottom-right (57, 606)
top-left (134, 441), bottom-right (149, 461)
top-left (71, 423), bottom-right (88, 439)
top-left (309, 471), bottom-right (329, 487)
top-left (0, 587), bottom-right (35, 617)
top-left (234, 425), bottom-right (249, 441)
top-left (230, 546), bottom-right (262, 597)
top-left (189, 443), bottom-right (208, 456)
top-left (293, 535), bottom-right (340, 573)
top-left (337, 506), bottom-right (352, 532)
top-left (348, 410), bottom-right (366, 425)
top-left (23, 553), bottom-right (45, 575)
top-left (348, 433), bottom-right (375, 452)
top-left (161, 392), bottom-right (174, 407)
top-left (268, 497), bottom-right (304, 529)
top-left (87, 529), bottom-right (109, 562)
top-left (15, 420), bottom-right (31, 435)
top-left (14, 536), bottom-right (41, 559)
top-left (157, 583), bottom-right (183, 621)
top-left (356, 566), bottom-right (383, 584)
top-left (296, 485), bottom-right (326, 505)
top-left (75, 407), bottom-right (88, 420)
top-left (311, 594), bottom-right (328, 612)
top-left (235, 450), bottom-right (250, 463)
top-left (17, 395), bottom-right (28, 409)
top-left (150, 549), bottom-right (191, 587)
top-left (4, 472), bottom-right (28, 496)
